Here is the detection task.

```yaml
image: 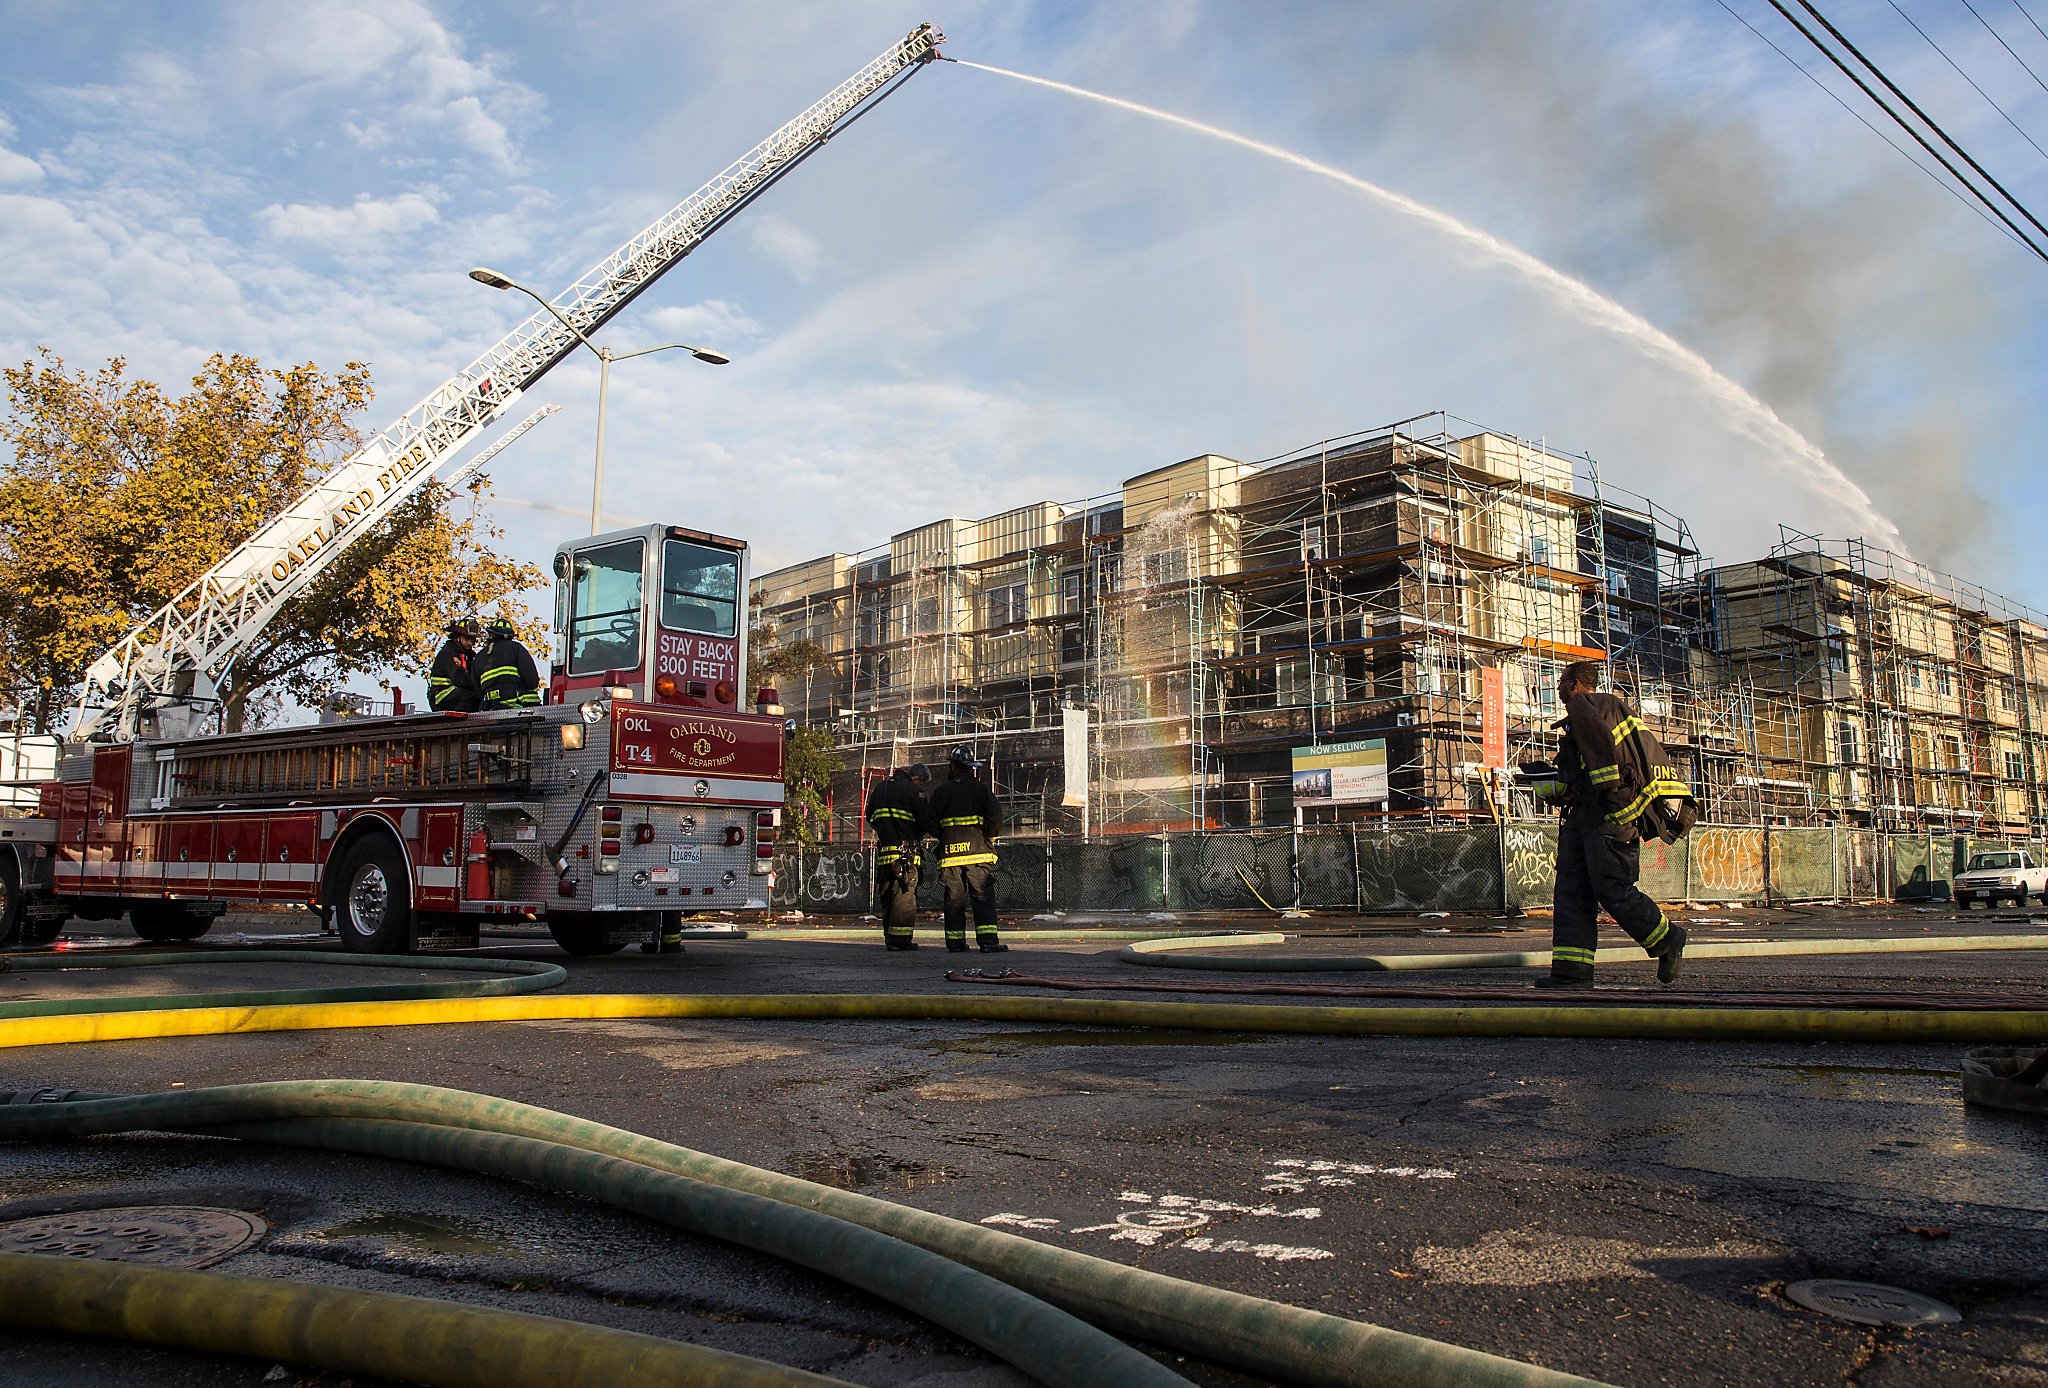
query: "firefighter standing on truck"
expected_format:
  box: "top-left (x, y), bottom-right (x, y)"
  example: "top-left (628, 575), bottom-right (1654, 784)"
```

top-left (930, 745), bottom-right (1005, 953)
top-left (428, 619), bottom-right (485, 712)
top-left (866, 762), bottom-right (931, 950)
top-left (1534, 660), bottom-right (1698, 989)
top-left (480, 618), bottom-right (543, 708)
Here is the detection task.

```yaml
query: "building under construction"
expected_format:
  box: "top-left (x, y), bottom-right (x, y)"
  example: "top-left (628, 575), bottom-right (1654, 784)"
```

top-left (1684, 535), bottom-right (2048, 835)
top-left (758, 414), bottom-right (1721, 835)
top-left (753, 414), bottom-right (2048, 840)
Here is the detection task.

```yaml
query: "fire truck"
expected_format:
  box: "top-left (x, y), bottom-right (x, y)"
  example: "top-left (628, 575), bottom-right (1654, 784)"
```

top-left (0, 25), bottom-right (947, 954)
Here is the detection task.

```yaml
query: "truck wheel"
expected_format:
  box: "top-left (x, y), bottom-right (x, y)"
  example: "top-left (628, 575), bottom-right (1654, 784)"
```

top-left (547, 916), bottom-right (627, 956)
top-left (0, 857), bottom-right (21, 947)
top-left (335, 836), bottom-right (413, 955)
top-left (130, 904), bottom-right (215, 943)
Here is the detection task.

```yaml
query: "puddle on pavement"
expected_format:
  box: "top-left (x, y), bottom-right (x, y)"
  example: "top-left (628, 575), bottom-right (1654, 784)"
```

top-left (789, 1152), bottom-right (956, 1190)
top-left (920, 1028), bottom-right (1270, 1055)
top-left (312, 1212), bottom-right (530, 1259)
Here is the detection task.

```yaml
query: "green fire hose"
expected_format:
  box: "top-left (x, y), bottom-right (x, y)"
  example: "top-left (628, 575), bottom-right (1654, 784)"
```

top-left (0, 1249), bottom-right (850, 1387)
top-left (0, 1080), bottom-right (1609, 1388)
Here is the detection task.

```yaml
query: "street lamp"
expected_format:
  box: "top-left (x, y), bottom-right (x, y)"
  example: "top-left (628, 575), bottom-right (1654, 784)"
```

top-left (469, 266), bottom-right (729, 534)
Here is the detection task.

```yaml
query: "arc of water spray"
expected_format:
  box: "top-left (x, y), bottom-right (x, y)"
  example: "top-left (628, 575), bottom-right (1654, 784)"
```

top-left (950, 59), bottom-right (1906, 553)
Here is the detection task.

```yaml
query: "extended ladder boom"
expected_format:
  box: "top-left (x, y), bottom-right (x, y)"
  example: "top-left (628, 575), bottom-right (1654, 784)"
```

top-left (78, 23), bottom-right (945, 740)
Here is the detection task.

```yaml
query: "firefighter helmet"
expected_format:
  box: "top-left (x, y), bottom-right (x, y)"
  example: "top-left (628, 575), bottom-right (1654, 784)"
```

top-left (486, 617), bottom-right (516, 642)
top-left (446, 618), bottom-right (483, 638)
top-left (948, 745), bottom-right (976, 771)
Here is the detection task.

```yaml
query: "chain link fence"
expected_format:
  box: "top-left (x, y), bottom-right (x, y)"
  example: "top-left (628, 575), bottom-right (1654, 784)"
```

top-left (769, 824), bottom-right (2046, 915)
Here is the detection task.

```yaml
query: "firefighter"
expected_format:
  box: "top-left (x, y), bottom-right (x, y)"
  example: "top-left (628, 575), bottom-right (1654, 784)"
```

top-left (866, 762), bottom-right (931, 949)
top-left (1538, 660), bottom-right (1697, 988)
top-left (428, 619), bottom-right (485, 713)
top-left (929, 745), bottom-right (1004, 953)
top-left (480, 617), bottom-right (543, 709)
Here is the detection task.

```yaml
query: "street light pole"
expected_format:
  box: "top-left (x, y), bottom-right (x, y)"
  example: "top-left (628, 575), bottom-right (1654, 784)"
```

top-left (468, 267), bottom-right (729, 534)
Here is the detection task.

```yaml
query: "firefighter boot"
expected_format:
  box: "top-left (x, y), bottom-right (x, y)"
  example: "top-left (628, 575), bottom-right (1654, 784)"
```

top-left (641, 915), bottom-right (685, 954)
top-left (978, 933), bottom-right (1007, 953)
top-left (1533, 972), bottom-right (1593, 990)
top-left (1655, 923), bottom-right (1689, 984)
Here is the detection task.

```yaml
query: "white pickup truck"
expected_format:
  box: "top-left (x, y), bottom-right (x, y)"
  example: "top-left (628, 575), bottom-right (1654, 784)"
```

top-left (1953, 849), bottom-right (2048, 909)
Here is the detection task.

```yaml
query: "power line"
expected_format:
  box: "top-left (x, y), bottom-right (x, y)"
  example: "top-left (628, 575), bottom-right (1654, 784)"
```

top-left (1885, 0), bottom-right (2048, 164)
top-left (1717, 0), bottom-right (2037, 251)
top-left (1768, 0), bottom-right (2048, 259)
top-left (1958, 0), bottom-right (2048, 95)
top-left (2011, 0), bottom-right (2048, 50)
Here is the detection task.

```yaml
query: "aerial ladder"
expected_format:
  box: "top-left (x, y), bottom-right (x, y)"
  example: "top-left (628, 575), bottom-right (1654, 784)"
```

top-left (76, 23), bottom-right (946, 742)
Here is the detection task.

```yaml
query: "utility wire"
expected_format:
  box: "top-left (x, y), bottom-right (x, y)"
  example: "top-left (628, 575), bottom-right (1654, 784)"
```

top-left (2012, 0), bottom-right (2048, 49)
top-left (1958, 0), bottom-right (2048, 95)
top-left (1715, 0), bottom-right (2033, 250)
top-left (1768, 0), bottom-right (2048, 259)
top-left (1794, 0), bottom-right (2048, 240)
top-left (1886, 0), bottom-right (2048, 164)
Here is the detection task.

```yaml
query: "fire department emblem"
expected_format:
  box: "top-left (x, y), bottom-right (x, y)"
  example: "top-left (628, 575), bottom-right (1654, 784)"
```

top-left (693, 737), bottom-right (713, 757)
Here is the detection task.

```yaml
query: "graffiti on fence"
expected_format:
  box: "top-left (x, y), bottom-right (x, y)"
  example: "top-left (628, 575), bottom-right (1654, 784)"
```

top-left (1296, 833), bottom-right (1355, 910)
top-left (1691, 826), bottom-right (1763, 896)
top-left (801, 848), bottom-right (870, 909)
top-left (1503, 826), bottom-right (1556, 896)
top-left (1355, 829), bottom-right (1499, 912)
top-left (1168, 834), bottom-right (1287, 911)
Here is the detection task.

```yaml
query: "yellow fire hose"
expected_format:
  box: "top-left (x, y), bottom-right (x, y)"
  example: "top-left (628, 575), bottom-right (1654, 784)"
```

top-left (1121, 931), bottom-right (2048, 973)
top-left (0, 1250), bottom-right (850, 1387)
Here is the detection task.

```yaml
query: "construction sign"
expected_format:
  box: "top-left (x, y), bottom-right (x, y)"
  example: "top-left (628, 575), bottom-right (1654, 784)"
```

top-left (1290, 738), bottom-right (1388, 806)
top-left (1481, 665), bottom-right (1507, 769)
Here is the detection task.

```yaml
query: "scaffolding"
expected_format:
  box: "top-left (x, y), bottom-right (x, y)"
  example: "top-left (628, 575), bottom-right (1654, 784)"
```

top-left (750, 413), bottom-right (2045, 841)
top-left (1690, 531), bottom-right (2048, 835)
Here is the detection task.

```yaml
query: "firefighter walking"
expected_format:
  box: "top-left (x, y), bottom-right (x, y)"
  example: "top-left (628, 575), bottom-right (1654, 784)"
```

top-left (866, 762), bottom-right (931, 950)
top-left (480, 618), bottom-right (543, 708)
top-left (930, 746), bottom-right (1005, 953)
top-left (428, 619), bottom-right (485, 712)
top-left (1537, 660), bottom-right (1698, 988)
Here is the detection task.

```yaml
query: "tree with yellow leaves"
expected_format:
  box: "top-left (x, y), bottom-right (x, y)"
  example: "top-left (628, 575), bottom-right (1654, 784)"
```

top-left (0, 350), bottom-right (546, 733)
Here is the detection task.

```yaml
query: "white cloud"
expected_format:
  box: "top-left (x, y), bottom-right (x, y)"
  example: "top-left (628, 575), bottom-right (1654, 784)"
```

top-left (744, 216), bottom-right (823, 282)
top-left (229, 0), bottom-right (540, 169)
top-left (259, 192), bottom-right (441, 242)
top-left (646, 300), bottom-right (764, 345)
top-left (0, 147), bottom-right (41, 187)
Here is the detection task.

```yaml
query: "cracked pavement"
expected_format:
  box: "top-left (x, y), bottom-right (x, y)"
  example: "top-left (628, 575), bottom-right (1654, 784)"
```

top-left (0, 909), bottom-right (2043, 1385)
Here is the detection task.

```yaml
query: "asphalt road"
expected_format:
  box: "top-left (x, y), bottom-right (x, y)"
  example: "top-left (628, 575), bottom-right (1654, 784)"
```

top-left (0, 907), bottom-right (2044, 1388)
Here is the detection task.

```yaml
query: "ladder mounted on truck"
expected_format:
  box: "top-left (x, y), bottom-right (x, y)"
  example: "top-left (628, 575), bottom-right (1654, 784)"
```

top-left (75, 23), bottom-right (946, 743)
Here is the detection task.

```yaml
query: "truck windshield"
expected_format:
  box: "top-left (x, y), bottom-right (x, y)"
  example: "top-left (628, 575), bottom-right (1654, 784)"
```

top-left (661, 540), bottom-right (739, 637)
top-left (568, 539), bottom-right (645, 675)
top-left (1968, 852), bottom-right (2020, 871)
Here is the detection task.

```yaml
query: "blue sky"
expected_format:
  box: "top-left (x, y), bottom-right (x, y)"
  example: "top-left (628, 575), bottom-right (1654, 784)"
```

top-left (3, 0), bottom-right (2045, 631)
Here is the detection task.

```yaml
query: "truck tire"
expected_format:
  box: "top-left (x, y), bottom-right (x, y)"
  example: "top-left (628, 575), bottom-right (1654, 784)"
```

top-left (0, 856), bottom-right (21, 947)
top-left (130, 903), bottom-right (215, 943)
top-left (547, 916), bottom-right (628, 957)
top-left (334, 835), bottom-right (413, 955)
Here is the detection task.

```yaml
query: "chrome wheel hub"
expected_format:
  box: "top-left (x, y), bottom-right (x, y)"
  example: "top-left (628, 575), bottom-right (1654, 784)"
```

top-left (348, 864), bottom-right (391, 936)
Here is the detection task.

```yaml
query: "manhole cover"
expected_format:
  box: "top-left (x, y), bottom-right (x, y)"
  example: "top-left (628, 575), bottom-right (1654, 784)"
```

top-left (0, 1206), bottom-right (266, 1268)
top-left (1784, 1279), bottom-right (1961, 1327)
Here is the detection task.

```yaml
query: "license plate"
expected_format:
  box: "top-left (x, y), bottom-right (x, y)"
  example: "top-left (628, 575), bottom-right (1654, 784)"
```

top-left (669, 844), bottom-right (701, 865)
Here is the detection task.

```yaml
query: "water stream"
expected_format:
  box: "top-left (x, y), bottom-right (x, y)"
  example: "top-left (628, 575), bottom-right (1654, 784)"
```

top-left (952, 60), bottom-right (1906, 552)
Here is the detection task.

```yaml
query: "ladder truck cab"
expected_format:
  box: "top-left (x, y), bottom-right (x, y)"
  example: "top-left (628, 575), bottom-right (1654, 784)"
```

top-left (4, 523), bottom-right (785, 956)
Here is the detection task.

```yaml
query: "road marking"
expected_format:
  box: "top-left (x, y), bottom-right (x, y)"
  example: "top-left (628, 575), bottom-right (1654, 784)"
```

top-left (1119, 1189), bottom-right (1322, 1219)
top-left (1263, 1157), bottom-right (1457, 1192)
top-left (980, 1213), bottom-right (1059, 1229)
top-left (1181, 1237), bottom-right (1334, 1261)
